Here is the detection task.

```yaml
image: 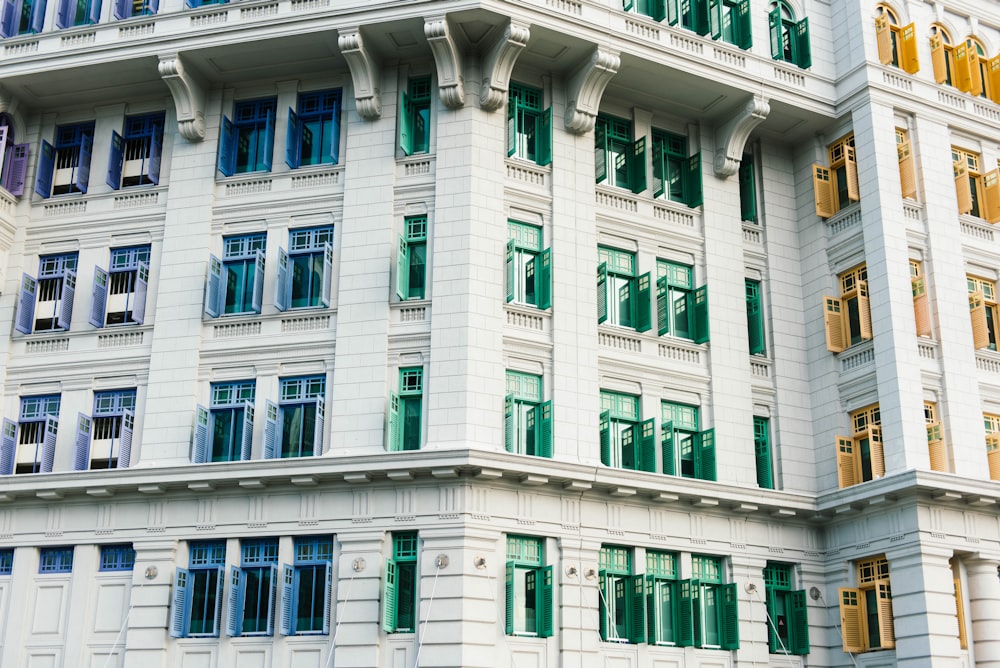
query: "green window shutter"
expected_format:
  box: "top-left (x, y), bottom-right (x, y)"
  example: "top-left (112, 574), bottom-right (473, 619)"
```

top-left (630, 574), bottom-right (647, 643)
top-left (396, 236), bottom-right (409, 300)
top-left (595, 126), bottom-right (608, 184)
top-left (635, 272), bottom-right (652, 332)
top-left (538, 401), bottom-right (553, 458)
top-left (644, 575), bottom-right (657, 642)
top-left (652, 140), bottom-right (665, 198)
top-left (789, 589), bottom-right (810, 654)
top-left (666, 0), bottom-right (678, 24)
top-left (623, 0), bottom-right (634, 10)
top-left (709, 0), bottom-right (722, 39)
top-left (504, 395), bottom-right (514, 453)
top-left (736, 0), bottom-right (752, 49)
top-left (638, 418), bottom-right (656, 472)
top-left (629, 137), bottom-right (647, 194)
top-left (768, 7), bottom-right (782, 59)
top-left (739, 158), bottom-right (757, 223)
top-left (599, 571), bottom-right (610, 640)
top-left (677, 579), bottom-right (695, 646)
top-left (537, 248), bottom-right (552, 310)
top-left (505, 240), bottom-right (516, 303)
top-left (795, 18), bottom-right (811, 69)
top-left (684, 152), bottom-right (704, 207)
top-left (507, 96), bottom-right (518, 158)
top-left (600, 410), bottom-right (611, 466)
top-left (505, 561), bottom-right (515, 634)
top-left (766, 588), bottom-right (780, 652)
top-left (755, 436), bottom-right (773, 489)
top-left (621, 423), bottom-right (635, 470)
top-left (388, 392), bottom-right (400, 452)
top-left (746, 280), bottom-right (765, 354)
top-left (538, 107), bottom-right (552, 166)
top-left (399, 90), bottom-right (412, 156)
top-left (695, 428), bottom-right (716, 481)
top-left (690, 580), bottom-right (704, 646)
top-left (619, 281), bottom-right (632, 328)
top-left (597, 262), bottom-right (608, 324)
top-left (692, 284), bottom-right (710, 343)
top-left (651, 0), bottom-right (666, 20)
top-left (661, 421), bottom-right (675, 475)
top-left (382, 558), bottom-right (398, 633)
top-left (539, 565), bottom-right (554, 637)
top-left (719, 582), bottom-right (740, 650)
top-left (694, 0), bottom-right (710, 35)
top-left (656, 276), bottom-right (669, 336)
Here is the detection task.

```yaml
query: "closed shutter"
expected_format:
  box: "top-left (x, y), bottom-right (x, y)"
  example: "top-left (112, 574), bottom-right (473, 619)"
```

top-left (538, 401), bottom-right (553, 458)
top-left (970, 291), bottom-right (990, 350)
top-left (931, 35), bottom-right (948, 83)
top-left (900, 23), bottom-right (919, 73)
top-left (839, 588), bottom-right (864, 652)
top-left (812, 164), bottom-right (834, 218)
top-left (875, 15), bottom-right (893, 65)
top-left (876, 580), bottom-right (895, 649)
top-left (927, 422), bottom-right (946, 472)
top-left (89, 266), bottom-right (108, 327)
top-left (869, 426), bottom-right (885, 479)
top-left (897, 138), bottom-right (917, 200)
top-left (837, 436), bottom-right (859, 488)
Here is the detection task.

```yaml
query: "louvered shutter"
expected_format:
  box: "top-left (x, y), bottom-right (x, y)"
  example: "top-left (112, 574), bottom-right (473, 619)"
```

top-left (755, 429), bottom-right (772, 488)
top-left (312, 397), bottom-right (325, 456)
top-left (73, 413), bottom-right (92, 471)
top-left (106, 131), bottom-right (124, 189)
top-left (192, 405), bottom-right (209, 463)
top-left (661, 421), bottom-right (675, 475)
top-left (39, 415), bottom-right (57, 471)
top-left (218, 116), bottom-right (235, 176)
top-left (630, 574), bottom-right (646, 643)
top-left (736, 0), bottom-right (752, 49)
top-left (148, 0), bottom-right (160, 11)
top-left (954, 161), bottom-right (973, 214)
top-left (823, 296), bottom-right (846, 353)
top-left (132, 262), bottom-right (148, 324)
top-left (954, 576), bottom-right (967, 649)
top-left (204, 254), bottom-right (222, 318)
top-left (226, 567), bottom-right (244, 637)
top-left (676, 579), bottom-right (694, 646)
top-left (600, 411), bottom-right (611, 466)
top-left (900, 23), bottom-right (919, 73)
top-left (656, 276), bottom-right (669, 336)
top-left (989, 55), bottom-right (1000, 104)
top-left (666, 0), bottom-right (678, 24)
top-left (968, 47), bottom-right (983, 97)
top-left (389, 393), bottom-right (401, 452)
top-left (719, 583), bottom-right (739, 649)
top-left (89, 267), bottom-right (108, 327)
top-left (988, 435), bottom-right (1000, 481)
top-left (4, 143), bottom-right (29, 196)
top-left (594, 125), bottom-right (608, 184)
top-left (695, 429), bottom-right (716, 481)
top-left (598, 572), bottom-right (611, 640)
top-left (15, 274), bottom-right (36, 334)
top-left (789, 589), bottom-right (810, 654)
top-left (147, 122), bottom-right (162, 185)
top-left (538, 401), bottom-right (552, 458)
top-left (28, 0), bottom-right (43, 32)
top-left (170, 569), bottom-right (192, 637)
top-left (285, 108), bottom-right (301, 169)
top-left (0, 419), bottom-right (16, 475)
top-left (117, 410), bottom-right (134, 469)
top-left (34, 140), bottom-right (55, 198)
top-left (629, 137), bottom-right (646, 194)
top-left (869, 426), bottom-right (885, 479)
top-left (857, 281), bottom-right (872, 341)
top-left (328, 103), bottom-right (340, 164)
top-left (240, 402), bottom-right (254, 461)
top-left (75, 133), bottom-right (93, 193)
top-left (930, 35), bottom-right (948, 84)
top-left (504, 561), bottom-right (514, 634)
top-left (897, 138), bottom-right (916, 200)
top-left (536, 249), bottom-right (552, 310)
top-left (87, 0), bottom-right (101, 25)
top-left (57, 270), bottom-right (76, 330)
top-left (538, 107), bottom-right (552, 166)
top-left (504, 240), bottom-right (514, 303)
top-left (635, 272), bottom-right (651, 332)
top-left (274, 248), bottom-right (288, 311)
top-left (927, 422), bottom-right (946, 472)
top-left (597, 262), bottom-right (608, 323)
top-left (692, 285), bottom-right (709, 343)
top-left (746, 281), bottom-right (764, 354)
top-left (638, 418), bottom-right (655, 473)
top-left (836, 436), bottom-right (858, 488)
top-left (684, 152), bottom-right (703, 207)
top-left (839, 588), bottom-right (864, 652)
top-left (768, 7), bottom-right (781, 59)
top-left (251, 250), bottom-right (264, 314)
top-left (912, 278), bottom-right (931, 337)
top-left (210, 566), bottom-right (225, 637)
top-left (794, 18), bottom-right (811, 68)
top-left (280, 565), bottom-right (295, 635)
top-left (322, 561), bottom-right (333, 634)
top-left (397, 236), bottom-right (409, 300)
top-left (113, 0), bottom-right (128, 21)
top-left (982, 170), bottom-right (1000, 224)
top-left (739, 158), bottom-right (757, 222)
top-left (261, 108), bottom-right (274, 172)
top-left (875, 15), bottom-right (892, 65)
top-left (955, 43), bottom-right (972, 92)
top-left (56, 0), bottom-right (70, 29)
top-left (539, 565), bottom-right (554, 637)
top-left (382, 558), bottom-right (398, 633)
top-left (845, 145), bottom-right (860, 202)
top-left (320, 242), bottom-right (333, 307)
top-left (812, 164), bottom-right (834, 218)
top-left (876, 580), bottom-right (895, 649)
top-left (263, 401), bottom-right (278, 459)
top-left (506, 95), bottom-right (518, 158)
top-left (0, 0), bottom-right (16, 36)
top-left (969, 292), bottom-right (990, 350)
top-left (399, 90), bottom-right (412, 156)
top-left (265, 563), bottom-right (278, 635)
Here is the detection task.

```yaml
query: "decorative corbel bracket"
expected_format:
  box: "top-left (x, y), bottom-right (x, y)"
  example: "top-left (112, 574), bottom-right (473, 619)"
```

top-left (713, 94), bottom-right (770, 177)
top-left (158, 53), bottom-right (206, 142)
top-left (338, 29), bottom-right (382, 120)
top-left (564, 48), bottom-right (620, 135)
top-left (479, 20), bottom-right (530, 112)
top-left (424, 16), bottom-right (465, 109)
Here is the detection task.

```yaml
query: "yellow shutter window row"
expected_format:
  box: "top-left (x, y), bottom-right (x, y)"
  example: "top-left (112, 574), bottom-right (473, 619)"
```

top-left (812, 134), bottom-right (858, 219)
top-left (824, 264), bottom-right (871, 353)
top-left (836, 404), bottom-right (884, 489)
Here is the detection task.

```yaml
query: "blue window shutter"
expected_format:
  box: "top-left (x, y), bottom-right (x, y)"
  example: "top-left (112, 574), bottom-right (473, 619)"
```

top-left (328, 104), bottom-right (340, 164)
top-left (34, 140), bottom-right (55, 199)
top-left (57, 269), bottom-right (76, 330)
top-left (536, 248), bottom-right (551, 310)
top-left (506, 96), bottom-right (518, 157)
top-left (204, 254), bottom-right (222, 318)
top-left (251, 249), bottom-right (265, 314)
top-left (388, 392), bottom-right (400, 452)
top-left (280, 564), bottom-right (295, 635)
top-left (87, 0), bottom-right (101, 25)
top-left (695, 428), bottom-right (716, 481)
top-left (263, 400), bottom-right (278, 459)
top-left (218, 116), bottom-right (235, 176)
top-left (265, 563), bottom-right (278, 635)
top-left (192, 405), bottom-right (209, 463)
top-left (105, 131), bottom-right (125, 190)
top-left (29, 0), bottom-right (46, 33)
top-left (638, 418), bottom-right (655, 473)
top-left (594, 125), bottom-right (608, 184)
top-left (211, 566), bottom-right (225, 637)
top-left (0, 419), bottom-right (16, 476)
top-left (398, 90), bottom-right (412, 156)
top-left (312, 396), bottom-right (325, 456)
top-left (73, 413), bottom-right (92, 471)
top-left (184, 0), bottom-right (197, 7)
top-left (131, 262), bottom-right (149, 324)
top-left (113, 0), bottom-right (128, 19)
top-left (538, 401), bottom-right (552, 458)
top-left (396, 236), bottom-right (408, 300)
top-left (382, 558), bottom-right (397, 633)
top-left (76, 133), bottom-right (93, 193)
top-left (320, 242), bottom-right (333, 307)
top-left (504, 561), bottom-right (514, 634)
top-left (0, 0), bottom-right (16, 37)
top-left (226, 566), bottom-right (244, 637)
top-left (274, 247), bottom-right (288, 311)
top-left (4, 143), bottom-right (30, 196)
top-left (262, 108), bottom-right (274, 172)
top-left (147, 122), bottom-right (162, 184)
top-left (285, 108), bottom-right (300, 169)
top-left (40, 415), bottom-right (58, 473)
top-left (15, 273), bottom-right (37, 334)
top-left (661, 421), bottom-right (675, 475)
top-left (599, 410), bottom-right (610, 466)
top-left (505, 240), bottom-right (515, 303)
top-left (322, 561), bottom-right (333, 634)
top-left (240, 402), bottom-right (254, 461)
top-left (117, 409), bottom-right (134, 469)
top-left (89, 266), bottom-right (108, 327)
top-left (597, 262), bottom-right (608, 324)
top-left (170, 568), bottom-right (191, 638)
top-left (147, 0), bottom-right (158, 12)
top-left (56, 0), bottom-right (70, 28)
top-left (795, 18), bottom-right (811, 69)
top-left (538, 106), bottom-right (552, 166)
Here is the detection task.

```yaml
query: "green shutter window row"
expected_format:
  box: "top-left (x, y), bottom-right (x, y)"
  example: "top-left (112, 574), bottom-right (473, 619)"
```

top-left (769, 5), bottom-right (811, 69)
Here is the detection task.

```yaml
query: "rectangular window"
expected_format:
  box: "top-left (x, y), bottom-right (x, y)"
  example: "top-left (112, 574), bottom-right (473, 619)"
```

top-left (218, 98), bottom-right (277, 176)
top-left (275, 226), bottom-right (333, 311)
top-left (598, 545), bottom-right (642, 643)
top-left (227, 538), bottom-right (279, 636)
top-left (689, 555), bottom-right (739, 649)
top-left (0, 548), bottom-right (12, 575)
top-left (895, 128), bottom-right (917, 200)
top-left (812, 134), bottom-right (858, 218)
top-left (984, 414), bottom-right (1000, 482)
top-left (673, 0), bottom-right (710, 35)
top-left (651, 130), bottom-right (702, 208)
top-left (624, 0), bottom-right (666, 21)
top-left (739, 153), bottom-right (757, 221)
top-left (382, 532), bottom-right (418, 633)
top-left (0, 0), bottom-right (46, 36)
top-left (100, 545), bottom-right (136, 572)
top-left (7, 394), bottom-right (61, 475)
top-left (195, 381), bottom-right (255, 463)
top-left (205, 233), bottom-right (267, 317)
top-left (399, 77), bottom-right (431, 156)
top-left (710, 0), bottom-right (751, 49)
top-left (910, 260), bottom-right (931, 337)
top-left (662, 401), bottom-right (714, 480)
top-left (287, 89), bottom-right (342, 169)
top-left (505, 535), bottom-right (553, 637)
top-left (396, 215), bottom-right (427, 301)
top-left (646, 550), bottom-right (679, 645)
top-left (15, 253), bottom-right (78, 335)
top-left (39, 547), bottom-right (74, 573)
top-left (953, 146), bottom-right (1000, 222)
top-left (82, 388), bottom-right (137, 470)
top-left (113, 0), bottom-right (158, 18)
top-left (754, 416), bottom-right (773, 489)
top-left (107, 113), bottom-right (164, 189)
top-left (34, 122), bottom-right (95, 199)
top-left (507, 83), bottom-right (552, 166)
top-left (836, 404), bottom-right (884, 488)
top-left (598, 247), bottom-right (651, 331)
top-left (968, 275), bottom-right (997, 351)
top-left (839, 554), bottom-right (894, 653)
top-left (505, 371), bottom-right (552, 457)
top-left (600, 391), bottom-right (654, 472)
top-left (171, 541), bottom-right (226, 638)
top-left (281, 536), bottom-right (333, 635)
top-left (55, 0), bottom-right (101, 27)
top-left (90, 245), bottom-right (151, 328)
top-left (388, 368), bottom-right (423, 451)
top-left (763, 562), bottom-right (809, 654)
top-left (925, 402), bottom-right (946, 472)
top-left (506, 220), bottom-right (551, 309)
top-left (657, 260), bottom-right (708, 342)
top-left (746, 279), bottom-right (765, 354)
top-left (595, 115), bottom-right (646, 193)
top-left (274, 376), bottom-right (325, 459)
top-left (768, 2), bottom-right (811, 68)
top-left (823, 263), bottom-right (871, 352)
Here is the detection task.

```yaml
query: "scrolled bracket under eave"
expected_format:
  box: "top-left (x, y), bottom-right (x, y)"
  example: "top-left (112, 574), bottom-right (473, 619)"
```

top-left (479, 21), bottom-right (531, 112)
top-left (338, 28), bottom-right (382, 120)
top-left (713, 94), bottom-right (770, 177)
top-left (158, 53), bottom-right (206, 142)
top-left (424, 16), bottom-right (465, 109)
top-left (564, 48), bottom-right (620, 135)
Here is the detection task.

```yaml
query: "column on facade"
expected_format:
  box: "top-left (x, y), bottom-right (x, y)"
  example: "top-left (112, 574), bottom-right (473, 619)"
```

top-left (555, 536), bottom-right (603, 668)
top-left (966, 555), bottom-right (1000, 666)
top-left (331, 530), bottom-right (388, 668)
top-left (123, 540), bottom-right (177, 668)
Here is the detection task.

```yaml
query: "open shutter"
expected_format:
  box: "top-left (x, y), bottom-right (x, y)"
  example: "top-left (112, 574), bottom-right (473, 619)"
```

top-left (836, 436), bottom-right (858, 488)
top-left (274, 248), bottom-right (288, 311)
top-left (34, 140), bottom-right (55, 198)
top-left (931, 35), bottom-right (948, 84)
top-left (39, 416), bottom-right (56, 471)
top-left (328, 104), bottom-right (341, 164)
top-left (506, 95), bottom-right (518, 158)
top-left (955, 43), bottom-right (971, 92)
top-left (87, 0), bottom-right (101, 24)
top-left (598, 572), bottom-right (611, 640)
top-left (504, 561), bottom-right (515, 634)
top-left (147, 123), bottom-right (162, 184)
top-left (227, 567), bottom-right (244, 637)
top-left (982, 170), bottom-right (1000, 224)
top-left (857, 281), bottom-right (873, 341)
top-left (912, 278), bottom-right (931, 337)
top-left (0, 420), bottom-right (16, 476)
top-left (399, 90), bottom-right (412, 156)
top-left (719, 582), bottom-right (739, 649)
top-left (132, 262), bottom-right (149, 324)
top-left (75, 133), bottom-right (93, 194)
top-left (989, 435), bottom-right (1000, 481)
top-left (638, 418), bottom-right (655, 473)
top-left (954, 577), bottom-right (967, 649)
top-left (900, 23), bottom-right (918, 73)
top-left (768, 7), bottom-right (781, 59)
top-left (845, 146), bottom-right (860, 202)
top-left (692, 285), bottom-right (709, 343)
top-left (656, 276), bottom-right (669, 336)
top-left (251, 250), bottom-right (265, 314)
top-left (594, 125), bottom-right (608, 184)
top-left (261, 108), bottom-right (275, 172)
top-left (537, 107), bottom-right (552, 166)
top-left (504, 240), bottom-right (515, 303)
top-left (170, 569), bottom-right (192, 638)
top-left (382, 558), bottom-right (398, 633)
top-left (538, 565), bottom-right (554, 637)
top-left (210, 566), bottom-right (224, 637)
top-left (4, 143), bottom-right (29, 196)
top-left (320, 242), bottom-right (333, 307)
top-left (113, 0), bottom-right (128, 20)
top-left (666, 0), bottom-right (678, 24)
top-left (648, 0), bottom-right (666, 20)
top-left (536, 249), bottom-right (551, 310)
top-left (645, 576), bottom-right (658, 643)
top-left (684, 153), bottom-right (703, 207)
top-left (312, 396), bottom-right (325, 456)
top-left (969, 47), bottom-right (983, 97)
top-left (876, 580), bottom-right (895, 649)
top-left (28, 0), bottom-right (44, 31)
top-left (597, 262), bottom-right (608, 324)
top-left (766, 588), bottom-right (780, 652)
top-left (739, 158), bottom-right (757, 222)
top-left (397, 236), bottom-right (410, 301)
top-left (192, 405), bottom-right (209, 463)
top-left (788, 589), bottom-right (810, 654)
top-left (389, 393), bottom-right (401, 452)
top-left (755, 429), bottom-right (772, 488)
top-left (823, 296), bottom-right (846, 353)
top-left (280, 565), bottom-right (295, 635)
top-left (635, 272), bottom-right (651, 332)
top-left (630, 574), bottom-right (646, 643)
top-left (204, 254), bottom-right (222, 318)
top-left (897, 137), bottom-right (917, 200)
top-left (693, 0), bottom-right (709, 35)
top-left (240, 402), bottom-right (254, 461)
top-left (263, 401), bottom-right (278, 459)
top-left (651, 139), bottom-right (665, 199)
top-left (106, 131), bottom-right (124, 190)
top-left (990, 55), bottom-right (1000, 104)
top-left (812, 164), bottom-right (834, 218)
top-left (503, 396), bottom-right (514, 453)
top-left (628, 137), bottom-right (646, 194)
top-left (735, 0), bottom-right (751, 49)
top-left (73, 413), bottom-right (92, 471)
top-left (875, 15), bottom-right (892, 65)
top-left (15, 274), bottom-right (37, 334)
top-left (89, 267), bottom-right (108, 327)
top-left (695, 428), bottom-right (716, 481)
top-left (265, 563), bottom-right (278, 636)
top-left (322, 561), bottom-right (333, 635)
top-left (538, 401), bottom-right (552, 458)
top-left (600, 410), bottom-right (611, 466)
top-left (927, 422), bottom-right (946, 472)
top-left (57, 270), bottom-right (76, 330)
top-left (285, 108), bottom-right (301, 169)
top-left (117, 410), bottom-right (134, 469)
top-left (661, 421), bottom-right (675, 475)
top-left (795, 18), bottom-right (811, 68)
top-left (677, 580), bottom-right (694, 646)
top-left (954, 161), bottom-right (973, 215)
top-left (56, 0), bottom-right (70, 28)
top-left (869, 426), bottom-right (885, 479)
top-left (746, 282), bottom-right (764, 354)
top-left (218, 116), bottom-right (235, 176)
top-left (0, 0), bottom-right (16, 37)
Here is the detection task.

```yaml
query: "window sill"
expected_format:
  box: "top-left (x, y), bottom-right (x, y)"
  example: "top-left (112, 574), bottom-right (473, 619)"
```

top-left (215, 165), bottom-right (343, 199)
top-left (504, 302), bottom-right (551, 336)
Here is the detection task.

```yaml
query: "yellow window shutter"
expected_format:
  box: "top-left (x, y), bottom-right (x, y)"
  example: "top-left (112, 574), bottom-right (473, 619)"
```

top-left (824, 296), bottom-right (846, 353)
top-left (900, 23), bottom-right (919, 73)
top-left (969, 48), bottom-right (984, 97)
top-left (813, 164), bottom-right (834, 218)
top-left (875, 16), bottom-right (893, 65)
top-left (955, 43), bottom-right (972, 92)
top-left (897, 139), bottom-right (917, 199)
top-left (970, 291), bottom-right (990, 350)
top-left (927, 422), bottom-right (946, 472)
top-left (989, 55), bottom-right (1000, 104)
top-left (837, 436), bottom-right (859, 488)
top-left (876, 580), bottom-right (896, 649)
top-left (912, 278), bottom-right (931, 337)
top-left (987, 434), bottom-right (1000, 481)
top-left (930, 35), bottom-right (948, 83)
top-left (954, 161), bottom-right (973, 215)
top-left (869, 426), bottom-right (885, 479)
top-left (858, 281), bottom-right (873, 341)
top-left (846, 146), bottom-right (860, 202)
top-left (982, 170), bottom-right (1000, 224)
top-left (954, 577), bottom-right (968, 649)
top-left (839, 588), bottom-right (865, 652)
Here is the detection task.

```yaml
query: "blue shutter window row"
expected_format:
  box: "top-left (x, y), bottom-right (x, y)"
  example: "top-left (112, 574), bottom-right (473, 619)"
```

top-left (77, 389), bottom-right (137, 471)
top-left (107, 113), bottom-right (164, 189)
top-left (218, 98), bottom-right (276, 176)
top-left (3, 395), bottom-right (61, 475)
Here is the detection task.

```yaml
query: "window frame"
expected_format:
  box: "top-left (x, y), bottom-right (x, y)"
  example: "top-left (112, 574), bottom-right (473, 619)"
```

top-left (281, 536), bottom-right (333, 635)
top-left (598, 545), bottom-right (643, 643)
top-left (286, 89), bottom-right (342, 169)
top-left (753, 416), bottom-right (773, 489)
top-left (768, 1), bottom-right (810, 68)
top-left (874, 5), bottom-right (917, 73)
top-left (662, 400), bottom-right (715, 480)
top-left (968, 275), bottom-right (998, 351)
top-left (651, 130), bottom-right (702, 208)
top-left (35, 122), bottom-right (95, 199)
top-left (388, 367), bottom-right (423, 452)
top-left (399, 76), bottom-right (432, 156)
top-left (218, 98), bottom-right (277, 176)
top-left (107, 112), bottom-right (165, 190)
top-left (276, 226), bottom-right (334, 311)
top-left (396, 215), bottom-right (428, 301)
top-left (656, 259), bottom-right (708, 342)
top-left (598, 246), bottom-right (651, 332)
top-left (507, 82), bottom-right (552, 166)
top-left (10, 394), bottom-right (61, 475)
top-left (505, 535), bottom-right (553, 637)
top-left (15, 252), bottom-right (78, 335)
top-left (0, 548), bottom-right (12, 575)
top-left (836, 403), bottom-right (884, 488)
top-left (506, 220), bottom-right (551, 310)
top-left (39, 546), bottom-right (74, 574)
top-left (595, 115), bottom-right (646, 194)
top-left (823, 263), bottom-right (871, 353)
top-left (505, 371), bottom-right (552, 458)
top-left (600, 391), bottom-right (653, 472)
top-left (171, 540), bottom-right (226, 638)
top-left (382, 532), bottom-right (419, 634)
top-left (275, 375), bottom-right (325, 459)
top-left (763, 562), bottom-right (809, 655)
top-left (99, 545), bottom-right (136, 572)
top-left (84, 388), bottom-right (137, 470)
top-left (227, 538), bottom-right (279, 637)
top-left (839, 554), bottom-right (894, 653)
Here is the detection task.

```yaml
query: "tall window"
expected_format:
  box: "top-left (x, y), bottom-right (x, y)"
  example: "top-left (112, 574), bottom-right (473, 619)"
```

top-left (272, 376), bottom-right (325, 459)
top-left (595, 115), bottom-right (646, 193)
top-left (600, 391), bottom-right (653, 472)
top-left (171, 541), bottom-right (226, 638)
top-left (276, 226), bottom-right (333, 311)
top-left (839, 555), bottom-right (894, 653)
top-left (399, 77), bottom-right (431, 156)
top-left (281, 536), bottom-right (332, 635)
top-left (925, 402), bottom-right (946, 472)
top-left (739, 153), bottom-right (757, 222)
top-left (598, 545), bottom-right (641, 643)
top-left (5, 395), bottom-right (61, 475)
top-left (100, 545), bottom-right (136, 572)
top-left (227, 538), bottom-right (278, 636)
top-left (746, 279), bottom-right (765, 355)
top-left (505, 371), bottom-right (552, 457)
top-left (91, 246), bottom-right (150, 327)
top-left (193, 381), bottom-right (255, 463)
top-left (836, 404), bottom-right (884, 488)
top-left (83, 389), bottom-right (136, 470)
top-left (35, 122), bottom-right (95, 198)
top-left (874, 5), bottom-right (917, 73)
top-left (506, 221), bottom-right (551, 309)
top-left (396, 215), bottom-right (427, 301)
top-left (953, 146), bottom-right (1000, 222)
top-left (645, 550), bottom-right (678, 645)
top-left (763, 562), bottom-right (809, 655)
top-left (287, 89), bottom-right (342, 168)
top-left (768, 1), bottom-right (810, 68)
top-left (689, 555), bottom-right (739, 649)
top-left (206, 233), bottom-right (266, 316)
top-left (657, 260), bottom-right (708, 342)
top-left (505, 535), bottom-right (553, 637)
top-left (598, 247), bottom-right (650, 331)
top-left (812, 134), bottom-right (859, 219)
top-left (107, 113), bottom-right (164, 189)
top-left (968, 275), bottom-right (998, 351)
top-left (910, 260), bottom-right (931, 337)
top-left (984, 413), bottom-right (1000, 482)
top-left (895, 128), bottom-right (917, 201)
top-left (382, 532), bottom-right (418, 633)
top-left (623, 0), bottom-right (665, 21)
top-left (39, 547), bottom-right (74, 573)
top-left (388, 368), bottom-right (423, 451)
top-left (507, 83), bottom-right (551, 166)
top-left (754, 416), bottom-right (773, 489)
top-left (823, 263), bottom-right (871, 353)
top-left (929, 25), bottom-right (955, 86)
top-left (662, 401), bottom-right (714, 480)
top-left (651, 130), bottom-right (701, 208)
top-left (0, 0), bottom-right (45, 36)
top-left (15, 253), bottom-right (78, 334)
top-left (218, 98), bottom-right (277, 176)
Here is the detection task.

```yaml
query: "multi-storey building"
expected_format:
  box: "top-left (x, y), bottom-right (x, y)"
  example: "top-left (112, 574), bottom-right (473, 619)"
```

top-left (0, 0), bottom-right (997, 666)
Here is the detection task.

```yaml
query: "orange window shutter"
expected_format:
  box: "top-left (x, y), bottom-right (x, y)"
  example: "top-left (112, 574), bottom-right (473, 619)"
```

top-left (969, 48), bottom-right (983, 97)
top-left (982, 170), bottom-right (1000, 224)
top-left (955, 44), bottom-right (972, 92)
top-left (846, 146), bottom-right (860, 201)
top-left (912, 278), bottom-right (931, 337)
top-left (970, 291), bottom-right (990, 350)
top-left (837, 436), bottom-right (859, 488)
top-left (839, 588), bottom-right (865, 652)
top-left (953, 577), bottom-right (968, 649)
top-left (869, 426), bottom-right (885, 478)
top-left (927, 423), bottom-right (946, 472)
top-left (901, 23), bottom-right (919, 73)
top-left (824, 296), bottom-right (846, 353)
top-left (989, 55), bottom-right (1000, 104)
top-left (858, 281), bottom-right (873, 340)
top-left (897, 139), bottom-right (917, 199)
top-left (875, 16), bottom-right (893, 65)
top-left (877, 580), bottom-right (896, 649)
top-left (988, 435), bottom-right (1000, 481)
top-left (930, 35), bottom-right (948, 83)
top-left (954, 161), bottom-right (973, 214)
top-left (813, 164), bottom-right (834, 218)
